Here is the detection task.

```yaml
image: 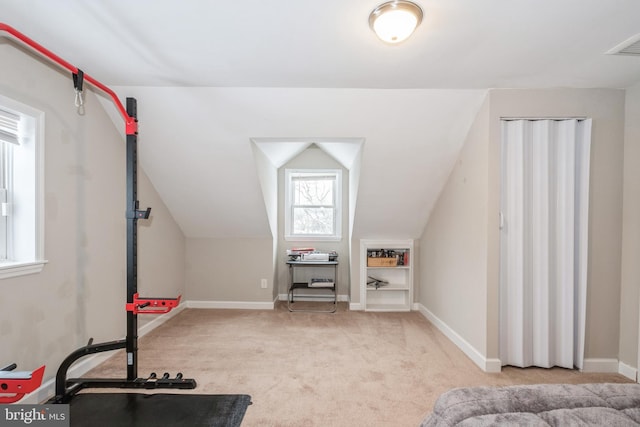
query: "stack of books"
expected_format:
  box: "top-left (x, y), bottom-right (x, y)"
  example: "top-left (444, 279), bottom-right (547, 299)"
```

top-left (308, 278), bottom-right (334, 288)
top-left (287, 248), bottom-right (338, 262)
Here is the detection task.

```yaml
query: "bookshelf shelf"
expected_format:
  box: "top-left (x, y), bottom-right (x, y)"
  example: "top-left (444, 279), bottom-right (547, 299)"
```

top-left (360, 239), bottom-right (414, 312)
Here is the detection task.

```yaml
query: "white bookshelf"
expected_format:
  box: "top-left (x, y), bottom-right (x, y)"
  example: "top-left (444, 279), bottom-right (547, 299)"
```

top-left (360, 239), bottom-right (414, 312)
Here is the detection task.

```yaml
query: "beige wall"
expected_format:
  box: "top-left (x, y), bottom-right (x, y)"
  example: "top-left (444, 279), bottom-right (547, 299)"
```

top-left (137, 171), bottom-right (186, 327)
top-left (0, 40), bottom-right (185, 383)
top-left (250, 142), bottom-right (279, 300)
top-left (185, 237), bottom-right (274, 302)
top-left (619, 83), bottom-right (640, 371)
top-left (421, 88), bottom-right (625, 366)
top-left (419, 95), bottom-right (491, 353)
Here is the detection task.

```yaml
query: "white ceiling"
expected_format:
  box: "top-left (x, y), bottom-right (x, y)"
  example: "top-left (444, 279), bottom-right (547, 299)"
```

top-left (3, 0), bottom-right (640, 89)
top-left (2, 1), bottom-right (639, 239)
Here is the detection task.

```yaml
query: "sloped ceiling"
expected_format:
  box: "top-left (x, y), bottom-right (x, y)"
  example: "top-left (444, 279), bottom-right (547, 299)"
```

top-left (2, 1), bottom-right (640, 239)
top-left (105, 87), bottom-right (485, 238)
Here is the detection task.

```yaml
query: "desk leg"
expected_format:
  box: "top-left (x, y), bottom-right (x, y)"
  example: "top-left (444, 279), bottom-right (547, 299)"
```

top-left (333, 264), bottom-right (337, 310)
top-left (287, 264), bottom-right (294, 311)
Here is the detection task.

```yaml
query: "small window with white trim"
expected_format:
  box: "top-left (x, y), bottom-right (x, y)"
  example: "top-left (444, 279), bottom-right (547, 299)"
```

top-left (284, 169), bottom-right (342, 241)
top-left (0, 95), bottom-right (46, 279)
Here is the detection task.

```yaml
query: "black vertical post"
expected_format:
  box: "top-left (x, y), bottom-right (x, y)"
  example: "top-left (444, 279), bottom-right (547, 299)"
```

top-left (126, 97), bottom-right (138, 381)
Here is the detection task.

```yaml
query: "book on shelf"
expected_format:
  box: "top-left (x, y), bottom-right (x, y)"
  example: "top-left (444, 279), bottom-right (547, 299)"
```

top-left (366, 249), bottom-right (409, 266)
top-left (287, 249), bottom-right (338, 262)
top-left (302, 252), bottom-right (329, 261)
top-left (289, 247), bottom-right (315, 253)
top-left (309, 278), bottom-right (334, 288)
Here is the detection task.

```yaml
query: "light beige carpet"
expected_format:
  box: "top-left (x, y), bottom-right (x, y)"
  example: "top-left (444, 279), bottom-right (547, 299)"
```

top-left (84, 303), bottom-right (632, 426)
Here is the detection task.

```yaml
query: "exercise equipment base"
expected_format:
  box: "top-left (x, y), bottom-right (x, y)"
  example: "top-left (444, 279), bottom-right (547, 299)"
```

top-left (69, 393), bottom-right (252, 427)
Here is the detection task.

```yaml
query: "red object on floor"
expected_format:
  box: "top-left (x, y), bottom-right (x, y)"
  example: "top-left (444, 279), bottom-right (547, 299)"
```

top-left (0, 365), bottom-right (45, 403)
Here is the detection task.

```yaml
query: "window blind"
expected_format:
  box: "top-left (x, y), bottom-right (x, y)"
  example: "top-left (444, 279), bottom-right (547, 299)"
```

top-left (0, 108), bottom-right (20, 146)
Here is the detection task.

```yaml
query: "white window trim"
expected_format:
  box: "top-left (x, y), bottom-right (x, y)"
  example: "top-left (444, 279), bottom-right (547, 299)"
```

top-left (284, 168), bottom-right (342, 242)
top-left (0, 94), bottom-right (47, 279)
top-left (0, 260), bottom-right (46, 279)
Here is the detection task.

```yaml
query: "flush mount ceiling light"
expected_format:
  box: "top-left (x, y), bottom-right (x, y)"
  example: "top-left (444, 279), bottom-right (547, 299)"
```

top-left (369, 1), bottom-right (423, 44)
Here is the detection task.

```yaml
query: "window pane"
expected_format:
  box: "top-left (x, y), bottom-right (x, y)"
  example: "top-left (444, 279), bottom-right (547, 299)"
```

top-left (293, 207), bottom-right (334, 235)
top-left (293, 178), bottom-right (333, 206)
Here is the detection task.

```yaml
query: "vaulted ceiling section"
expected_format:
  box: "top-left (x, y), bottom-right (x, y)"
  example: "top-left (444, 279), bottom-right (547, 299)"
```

top-left (2, 1), bottom-right (639, 239)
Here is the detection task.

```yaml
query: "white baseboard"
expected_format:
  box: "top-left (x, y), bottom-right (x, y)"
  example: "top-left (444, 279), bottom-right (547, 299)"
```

top-left (416, 304), bottom-right (633, 376)
top-left (349, 302), bottom-right (422, 312)
top-left (417, 303), bottom-right (501, 373)
top-left (618, 361), bottom-right (638, 381)
top-left (580, 358), bottom-right (621, 374)
top-left (19, 302), bottom-right (188, 404)
top-left (349, 302), bottom-right (364, 311)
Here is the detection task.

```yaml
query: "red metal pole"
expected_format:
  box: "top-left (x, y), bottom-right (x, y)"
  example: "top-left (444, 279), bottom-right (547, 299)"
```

top-left (0, 22), bottom-right (137, 135)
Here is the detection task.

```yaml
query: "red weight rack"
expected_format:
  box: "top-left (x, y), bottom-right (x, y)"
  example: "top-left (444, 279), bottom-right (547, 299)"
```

top-left (0, 23), bottom-right (196, 404)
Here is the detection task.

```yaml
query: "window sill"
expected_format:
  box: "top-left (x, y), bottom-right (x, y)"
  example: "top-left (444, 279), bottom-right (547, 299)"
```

top-left (285, 235), bottom-right (342, 242)
top-left (0, 260), bottom-right (48, 279)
